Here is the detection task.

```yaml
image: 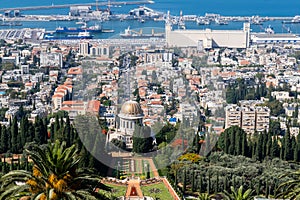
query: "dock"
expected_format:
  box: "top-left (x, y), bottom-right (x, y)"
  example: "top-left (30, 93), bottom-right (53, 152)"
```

top-left (0, 1), bottom-right (154, 12)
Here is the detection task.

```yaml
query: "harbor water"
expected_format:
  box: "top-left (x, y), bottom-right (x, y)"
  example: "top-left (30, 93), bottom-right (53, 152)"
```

top-left (1, 0), bottom-right (300, 39)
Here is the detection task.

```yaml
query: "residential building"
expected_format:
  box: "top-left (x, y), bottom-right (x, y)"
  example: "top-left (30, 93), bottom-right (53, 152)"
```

top-left (225, 103), bottom-right (270, 134)
top-left (40, 52), bottom-right (63, 68)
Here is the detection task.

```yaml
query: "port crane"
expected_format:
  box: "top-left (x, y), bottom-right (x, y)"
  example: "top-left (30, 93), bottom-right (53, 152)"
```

top-left (282, 23), bottom-right (292, 33)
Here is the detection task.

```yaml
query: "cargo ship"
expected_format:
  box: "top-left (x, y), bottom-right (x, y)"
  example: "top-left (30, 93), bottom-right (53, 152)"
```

top-left (120, 27), bottom-right (164, 38)
top-left (44, 32), bottom-right (93, 40)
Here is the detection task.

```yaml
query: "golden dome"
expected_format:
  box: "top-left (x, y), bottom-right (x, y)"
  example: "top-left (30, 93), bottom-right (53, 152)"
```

top-left (119, 100), bottom-right (143, 118)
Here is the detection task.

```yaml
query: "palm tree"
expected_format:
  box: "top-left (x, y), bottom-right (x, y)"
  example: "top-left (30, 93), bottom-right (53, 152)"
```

top-left (276, 170), bottom-right (300, 199)
top-left (198, 192), bottom-right (213, 200)
top-left (222, 186), bottom-right (254, 200)
top-left (0, 140), bottom-right (108, 200)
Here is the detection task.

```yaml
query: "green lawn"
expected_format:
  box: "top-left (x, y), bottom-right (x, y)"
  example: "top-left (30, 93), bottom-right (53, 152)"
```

top-left (104, 183), bottom-right (127, 198)
top-left (141, 182), bottom-right (174, 200)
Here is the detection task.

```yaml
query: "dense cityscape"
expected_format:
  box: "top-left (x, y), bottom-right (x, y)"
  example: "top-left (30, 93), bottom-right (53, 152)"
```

top-left (0, 1), bottom-right (299, 200)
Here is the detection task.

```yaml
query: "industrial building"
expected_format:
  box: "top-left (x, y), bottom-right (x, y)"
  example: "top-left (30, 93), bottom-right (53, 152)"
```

top-left (165, 22), bottom-right (250, 49)
top-left (251, 33), bottom-right (300, 45)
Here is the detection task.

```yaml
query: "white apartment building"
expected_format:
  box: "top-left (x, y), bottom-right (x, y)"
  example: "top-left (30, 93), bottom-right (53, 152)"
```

top-left (225, 103), bottom-right (270, 134)
top-left (40, 52), bottom-right (63, 68)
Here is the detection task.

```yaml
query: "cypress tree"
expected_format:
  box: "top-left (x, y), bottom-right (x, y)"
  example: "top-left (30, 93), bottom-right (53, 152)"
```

top-left (256, 133), bottom-right (263, 161)
top-left (191, 169), bottom-right (195, 192)
top-left (0, 127), bottom-right (8, 153)
top-left (291, 136), bottom-right (297, 162)
top-left (266, 181), bottom-right (269, 197)
top-left (11, 117), bottom-right (19, 153)
top-left (215, 172), bottom-right (219, 193)
top-left (256, 180), bottom-right (261, 195)
top-left (280, 137), bottom-right (285, 160)
top-left (199, 174), bottom-right (203, 193)
top-left (64, 116), bottom-right (71, 147)
top-left (25, 155), bottom-right (28, 171)
top-left (283, 129), bottom-right (292, 161)
top-left (17, 155), bottom-right (20, 170)
top-left (271, 137), bottom-right (280, 158)
top-left (266, 132), bottom-right (272, 157)
top-left (229, 128), bottom-right (235, 155)
top-left (0, 124), bottom-right (2, 151)
top-left (224, 131), bottom-right (229, 154)
top-left (251, 140), bottom-right (256, 159)
top-left (20, 117), bottom-right (26, 148)
top-left (54, 114), bottom-right (60, 135)
top-left (261, 132), bottom-right (267, 159)
top-left (27, 123), bottom-right (34, 142)
top-left (60, 116), bottom-right (64, 131)
top-left (183, 168), bottom-right (186, 194)
top-left (50, 123), bottom-right (55, 141)
top-left (241, 131), bottom-right (248, 156)
top-left (224, 175), bottom-right (227, 191)
top-left (207, 172), bottom-right (211, 194)
top-left (2, 156), bottom-right (6, 173)
top-left (232, 175), bottom-right (236, 189)
top-left (34, 117), bottom-right (42, 144)
top-left (236, 129), bottom-right (241, 155)
top-left (10, 155), bottom-right (13, 171)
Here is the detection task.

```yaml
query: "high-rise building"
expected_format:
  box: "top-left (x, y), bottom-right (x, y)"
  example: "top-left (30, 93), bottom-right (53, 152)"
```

top-left (79, 42), bottom-right (90, 56)
top-left (225, 103), bottom-right (270, 134)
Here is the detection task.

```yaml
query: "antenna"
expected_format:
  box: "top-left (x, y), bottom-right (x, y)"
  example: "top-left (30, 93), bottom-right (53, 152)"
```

top-left (107, 0), bottom-right (111, 14)
top-left (96, 0), bottom-right (99, 11)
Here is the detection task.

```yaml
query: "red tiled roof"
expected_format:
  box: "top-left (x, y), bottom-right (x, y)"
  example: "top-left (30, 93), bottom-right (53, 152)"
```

top-left (68, 67), bottom-right (82, 75)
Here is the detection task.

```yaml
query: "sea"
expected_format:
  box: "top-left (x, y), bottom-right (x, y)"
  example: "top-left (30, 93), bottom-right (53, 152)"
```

top-left (2, 0), bottom-right (300, 39)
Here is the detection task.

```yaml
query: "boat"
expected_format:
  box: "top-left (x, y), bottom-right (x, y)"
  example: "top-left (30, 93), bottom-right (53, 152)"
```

top-left (196, 17), bottom-right (210, 25)
top-left (55, 24), bottom-right (102, 33)
top-left (0, 21), bottom-right (22, 26)
top-left (129, 6), bottom-right (163, 19)
top-left (215, 17), bottom-right (228, 25)
top-left (44, 32), bottom-right (93, 40)
top-left (282, 15), bottom-right (300, 24)
top-left (120, 26), bottom-right (164, 38)
top-left (265, 25), bottom-right (275, 34)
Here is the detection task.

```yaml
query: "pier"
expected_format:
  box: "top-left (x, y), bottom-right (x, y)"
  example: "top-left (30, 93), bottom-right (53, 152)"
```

top-left (0, 1), bottom-right (154, 12)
